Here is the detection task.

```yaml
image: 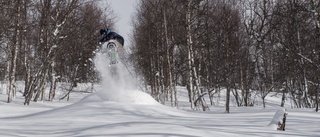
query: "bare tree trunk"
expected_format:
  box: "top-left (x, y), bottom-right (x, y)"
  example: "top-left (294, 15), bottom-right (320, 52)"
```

top-left (7, 0), bottom-right (21, 103)
top-left (194, 59), bottom-right (207, 111)
top-left (24, 75), bottom-right (38, 105)
top-left (23, 33), bottom-right (31, 97)
top-left (240, 62), bottom-right (245, 106)
top-left (262, 96), bottom-right (266, 108)
top-left (159, 54), bottom-right (165, 102)
top-left (49, 75), bottom-right (57, 101)
top-left (172, 48), bottom-right (178, 107)
top-left (5, 46), bottom-right (11, 101)
top-left (150, 56), bottom-right (156, 99)
top-left (186, 0), bottom-right (195, 110)
top-left (163, 10), bottom-right (175, 107)
top-left (49, 60), bottom-right (57, 101)
top-left (60, 65), bottom-right (79, 101)
top-left (316, 78), bottom-right (319, 112)
top-left (287, 77), bottom-right (298, 108)
top-left (59, 82), bottom-right (75, 101)
top-left (302, 66), bottom-right (311, 107)
top-left (226, 87), bottom-right (230, 113)
top-left (34, 67), bottom-right (48, 102)
top-left (316, 88), bottom-right (319, 112)
top-left (225, 33), bottom-right (231, 113)
top-left (281, 90), bottom-right (286, 107)
top-left (232, 87), bottom-right (241, 107)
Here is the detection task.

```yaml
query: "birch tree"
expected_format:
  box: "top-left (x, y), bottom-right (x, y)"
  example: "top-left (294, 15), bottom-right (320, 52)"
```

top-left (272, 0), bottom-right (319, 108)
top-left (6, 0), bottom-right (24, 103)
top-left (48, 0), bottom-right (79, 101)
top-left (24, 0), bottom-right (102, 104)
top-left (131, 0), bottom-right (181, 105)
top-left (0, 0), bottom-right (110, 104)
top-left (185, 0), bottom-right (196, 110)
top-left (244, 0), bottom-right (278, 108)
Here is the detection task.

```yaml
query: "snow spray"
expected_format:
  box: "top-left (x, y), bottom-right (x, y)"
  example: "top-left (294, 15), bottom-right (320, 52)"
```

top-left (92, 43), bottom-right (159, 105)
top-left (93, 43), bottom-right (136, 101)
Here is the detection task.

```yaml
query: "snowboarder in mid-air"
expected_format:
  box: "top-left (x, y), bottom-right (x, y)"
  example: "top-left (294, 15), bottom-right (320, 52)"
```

top-left (99, 28), bottom-right (124, 46)
top-left (98, 28), bottom-right (124, 66)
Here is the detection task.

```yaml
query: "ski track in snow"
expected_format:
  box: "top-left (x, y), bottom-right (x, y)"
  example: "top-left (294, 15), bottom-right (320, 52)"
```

top-left (0, 43), bottom-right (320, 136)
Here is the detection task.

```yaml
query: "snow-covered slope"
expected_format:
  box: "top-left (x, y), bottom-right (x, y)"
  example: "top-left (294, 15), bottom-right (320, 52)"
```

top-left (0, 45), bottom-right (319, 137)
top-left (1, 91), bottom-right (319, 137)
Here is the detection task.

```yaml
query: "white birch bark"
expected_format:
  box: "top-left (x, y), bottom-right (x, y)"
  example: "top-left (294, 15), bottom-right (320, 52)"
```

top-left (8, 0), bottom-right (21, 103)
top-left (49, 62), bottom-right (57, 101)
top-left (163, 10), bottom-right (175, 107)
top-left (186, 0), bottom-right (195, 110)
top-left (5, 47), bottom-right (11, 102)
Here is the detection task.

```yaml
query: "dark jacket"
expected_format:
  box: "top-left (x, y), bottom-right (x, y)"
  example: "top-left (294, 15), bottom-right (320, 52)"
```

top-left (99, 29), bottom-right (124, 46)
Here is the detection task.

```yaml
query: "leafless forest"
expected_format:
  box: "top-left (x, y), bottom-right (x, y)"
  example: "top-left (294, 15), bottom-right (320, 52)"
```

top-left (0, 0), bottom-right (115, 104)
top-left (0, 0), bottom-right (319, 112)
top-left (130, 0), bottom-right (320, 112)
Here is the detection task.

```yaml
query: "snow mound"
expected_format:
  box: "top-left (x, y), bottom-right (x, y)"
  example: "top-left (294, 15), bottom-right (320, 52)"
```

top-left (268, 108), bottom-right (288, 130)
top-left (96, 90), bottom-right (159, 105)
top-left (93, 43), bottom-right (159, 105)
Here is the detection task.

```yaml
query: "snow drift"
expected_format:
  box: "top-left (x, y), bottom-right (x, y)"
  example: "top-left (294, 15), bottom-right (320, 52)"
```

top-left (268, 108), bottom-right (288, 130)
top-left (94, 42), bottom-right (159, 105)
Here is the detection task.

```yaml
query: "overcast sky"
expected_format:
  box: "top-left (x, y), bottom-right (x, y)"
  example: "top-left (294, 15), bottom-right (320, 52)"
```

top-left (108, 0), bottom-right (139, 47)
